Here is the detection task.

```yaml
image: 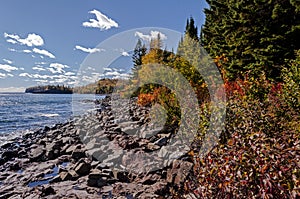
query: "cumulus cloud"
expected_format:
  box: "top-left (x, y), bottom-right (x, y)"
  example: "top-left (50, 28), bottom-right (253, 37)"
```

top-left (0, 64), bottom-right (18, 72)
top-left (6, 39), bottom-right (18, 44)
top-left (0, 73), bottom-right (6, 78)
top-left (75, 45), bottom-right (105, 53)
top-left (32, 66), bottom-right (46, 71)
top-left (83, 9), bottom-right (118, 30)
top-left (104, 70), bottom-right (130, 79)
top-left (33, 48), bottom-right (55, 59)
top-left (3, 59), bottom-right (13, 64)
top-left (135, 31), bottom-right (167, 42)
top-left (121, 51), bottom-right (130, 57)
top-left (23, 49), bottom-right (32, 53)
top-left (4, 33), bottom-right (44, 47)
top-left (48, 63), bottom-right (69, 74)
top-left (65, 72), bottom-right (76, 76)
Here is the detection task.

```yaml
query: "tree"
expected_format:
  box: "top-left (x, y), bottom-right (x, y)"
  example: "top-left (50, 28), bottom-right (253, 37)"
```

top-left (131, 39), bottom-right (147, 78)
top-left (185, 17), bottom-right (199, 41)
top-left (201, 0), bottom-right (300, 80)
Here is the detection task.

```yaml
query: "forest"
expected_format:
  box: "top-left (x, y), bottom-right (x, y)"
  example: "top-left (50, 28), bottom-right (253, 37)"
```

top-left (128, 1), bottom-right (300, 198)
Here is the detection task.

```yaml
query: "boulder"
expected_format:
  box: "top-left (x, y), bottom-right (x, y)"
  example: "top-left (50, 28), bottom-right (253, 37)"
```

top-left (74, 162), bottom-right (91, 176)
top-left (29, 146), bottom-right (45, 162)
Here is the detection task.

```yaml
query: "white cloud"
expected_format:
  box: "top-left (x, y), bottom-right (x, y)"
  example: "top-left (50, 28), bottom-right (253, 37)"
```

top-left (0, 64), bottom-right (18, 72)
top-left (35, 62), bottom-right (47, 65)
top-left (34, 79), bottom-right (49, 83)
top-left (4, 33), bottom-right (44, 47)
top-left (48, 63), bottom-right (69, 74)
top-left (3, 59), bottom-right (13, 64)
top-left (103, 67), bottom-right (113, 71)
top-left (135, 31), bottom-right (167, 42)
top-left (32, 66), bottom-right (46, 71)
top-left (121, 51), bottom-right (130, 57)
top-left (6, 39), bottom-right (18, 44)
top-left (33, 48), bottom-right (55, 59)
top-left (0, 73), bottom-right (6, 78)
top-left (8, 48), bottom-right (17, 52)
top-left (23, 49), bottom-right (32, 53)
top-left (83, 9), bottom-right (118, 30)
top-left (65, 72), bottom-right (75, 76)
top-left (75, 45), bottom-right (105, 53)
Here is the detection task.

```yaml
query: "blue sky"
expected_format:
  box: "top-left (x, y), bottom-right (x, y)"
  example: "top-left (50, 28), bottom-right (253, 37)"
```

top-left (0, 0), bottom-right (208, 92)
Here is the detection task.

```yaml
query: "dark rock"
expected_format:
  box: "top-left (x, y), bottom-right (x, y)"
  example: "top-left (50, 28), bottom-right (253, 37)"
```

top-left (1, 142), bottom-right (12, 149)
top-left (9, 162), bottom-right (21, 171)
top-left (113, 170), bottom-right (129, 183)
top-left (40, 185), bottom-right (56, 196)
top-left (59, 171), bottom-right (73, 181)
top-left (71, 149), bottom-right (86, 160)
top-left (74, 162), bottom-right (91, 176)
top-left (154, 137), bottom-right (168, 146)
top-left (2, 150), bottom-right (18, 161)
top-left (87, 169), bottom-right (108, 187)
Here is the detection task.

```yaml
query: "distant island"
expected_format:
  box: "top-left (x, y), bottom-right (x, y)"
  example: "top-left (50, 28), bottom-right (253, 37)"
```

top-left (25, 78), bottom-right (118, 94)
top-left (25, 85), bottom-right (73, 94)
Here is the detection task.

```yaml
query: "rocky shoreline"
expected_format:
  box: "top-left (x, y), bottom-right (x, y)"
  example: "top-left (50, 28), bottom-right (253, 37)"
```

top-left (0, 96), bottom-right (195, 199)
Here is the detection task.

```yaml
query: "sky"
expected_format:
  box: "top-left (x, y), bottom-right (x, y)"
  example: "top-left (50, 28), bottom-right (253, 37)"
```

top-left (0, 0), bottom-right (208, 92)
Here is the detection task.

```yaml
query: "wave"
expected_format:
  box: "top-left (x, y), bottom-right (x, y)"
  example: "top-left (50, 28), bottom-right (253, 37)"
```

top-left (40, 113), bottom-right (60, 118)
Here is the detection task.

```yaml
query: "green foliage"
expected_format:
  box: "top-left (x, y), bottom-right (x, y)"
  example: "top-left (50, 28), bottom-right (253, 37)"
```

top-left (281, 50), bottom-right (300, 111)
top-left (73, 78), bottom-right (117, 94)
top-left (25, 85), bottom-right (73, 94)
top-left (131, 39), bottom-right (147, 78)
top-left (201, 0), bottom-right (300, 80)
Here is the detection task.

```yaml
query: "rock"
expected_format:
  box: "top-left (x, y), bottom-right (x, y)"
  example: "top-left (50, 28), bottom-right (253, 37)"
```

top-left (74, 161), bottom-right (91, 176)
top-left (2, 150), bottom-right (18, 161)
top-left (87, 169), bottom-right (108, 187)
top-left (68, 169), bottom-right (79, 179)
top-left (167, 160), bottom-right (193, 186)
top-left (147, 143), bottom-right (160, 151)
top-left (154, 137), bottom-right (168, 146)
top-left (71, 149), bottom-right (86, 160)
top-left (29, 146), bottom-right (45, 162)
top-left (40, 185), bottom-right (56, 197)
top-left (64, 145), bottom-right (77, 154)
top-left (59, 171), bottom-right (73, 181)
top-left (112, 170), bottom-right (129, 183)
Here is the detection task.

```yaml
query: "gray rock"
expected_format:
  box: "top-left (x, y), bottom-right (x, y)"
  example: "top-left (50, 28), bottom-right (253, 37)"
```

top-left (29, 146), bottom-right (45, 162)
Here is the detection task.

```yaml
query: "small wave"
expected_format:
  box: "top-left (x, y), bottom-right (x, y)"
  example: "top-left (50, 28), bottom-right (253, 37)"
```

top-left (40, 113), bottom-right (60, 118)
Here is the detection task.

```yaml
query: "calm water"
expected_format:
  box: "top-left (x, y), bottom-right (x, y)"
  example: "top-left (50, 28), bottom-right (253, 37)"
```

top-left (0, 93), bottom-right (104, 135)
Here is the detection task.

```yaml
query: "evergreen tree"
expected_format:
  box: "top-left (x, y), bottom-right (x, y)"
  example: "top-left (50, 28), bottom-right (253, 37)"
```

top-left (131, 39), bottom-right (147, 78)
top-left (201, 0), bottom-right (300, 80)
top-left (185, 17), bottom-right (199, 41)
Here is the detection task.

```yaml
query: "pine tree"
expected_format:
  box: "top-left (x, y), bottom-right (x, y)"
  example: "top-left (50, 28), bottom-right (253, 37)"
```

top-left (185, 17), bottom-right (199, 41)
top-left (131, 39), bottom-right (147, 78)
top-left (201, 0), bottom-right (300, 80)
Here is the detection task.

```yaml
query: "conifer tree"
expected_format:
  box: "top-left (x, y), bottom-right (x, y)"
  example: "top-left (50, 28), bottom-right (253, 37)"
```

top-left (132, 39), bottom-right (147, 78)
top-left (201, 0), bottom-right (300, 80)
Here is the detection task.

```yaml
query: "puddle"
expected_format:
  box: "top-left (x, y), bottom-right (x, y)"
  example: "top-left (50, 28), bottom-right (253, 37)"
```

top-left (28, 162), bottom-right (69, 187)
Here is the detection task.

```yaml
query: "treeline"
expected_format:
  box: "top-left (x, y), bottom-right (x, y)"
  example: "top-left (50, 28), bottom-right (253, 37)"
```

top-left (25, 85), bottom-right (73, 94)
top-left (73, 78), bottom-right (117, 94)
top-left (25, 79), bottom-right (118, 94)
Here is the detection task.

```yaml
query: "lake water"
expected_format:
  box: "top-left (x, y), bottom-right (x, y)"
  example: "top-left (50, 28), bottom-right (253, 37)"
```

top-left (0, 93), bottom-right (104, 135)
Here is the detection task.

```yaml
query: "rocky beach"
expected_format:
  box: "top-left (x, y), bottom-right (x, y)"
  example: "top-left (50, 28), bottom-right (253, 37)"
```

top-left (0, 96), bottom-right (195, 199)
